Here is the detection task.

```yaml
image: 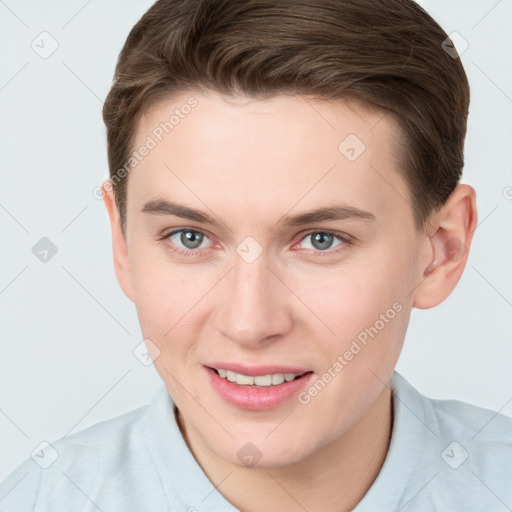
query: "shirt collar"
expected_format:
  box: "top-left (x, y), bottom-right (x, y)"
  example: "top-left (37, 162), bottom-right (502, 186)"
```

top-left (145, 386), bottom-right (240, 511)
top-left (354, 371), bottom-right (438, 511)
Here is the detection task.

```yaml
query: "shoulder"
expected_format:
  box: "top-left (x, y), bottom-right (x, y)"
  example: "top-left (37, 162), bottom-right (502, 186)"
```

top-left (429, 394), bottom-right (512, 443)
top-left (392, 372), bottom-right (512, 446)
top-left (392, 373), bottom-right (512, 511)
top-left (423, 387), bottom-right (512, 460)
top-left (0, 401), bottom-right (151, 511)
top-left (430, 397), bottom-right (512, 510)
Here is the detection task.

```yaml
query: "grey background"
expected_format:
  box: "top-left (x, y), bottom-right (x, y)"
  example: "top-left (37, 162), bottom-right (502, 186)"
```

top-left (1, 0), bottom-right (511, 481)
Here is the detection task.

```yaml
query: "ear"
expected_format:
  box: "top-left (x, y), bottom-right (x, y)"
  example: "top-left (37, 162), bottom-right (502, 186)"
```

top-left (102, 180), bottom-right (135, 302)
top-left (413, 184), bottom-right (477, 309)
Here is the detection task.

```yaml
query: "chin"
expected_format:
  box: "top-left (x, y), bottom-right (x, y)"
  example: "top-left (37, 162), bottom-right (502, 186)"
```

top-left (215, 431), bottom-right (316, 470)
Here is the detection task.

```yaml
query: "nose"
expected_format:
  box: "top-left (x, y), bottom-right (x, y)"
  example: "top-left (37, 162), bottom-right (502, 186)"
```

top-left (214, 251), bottom-right (294, 347)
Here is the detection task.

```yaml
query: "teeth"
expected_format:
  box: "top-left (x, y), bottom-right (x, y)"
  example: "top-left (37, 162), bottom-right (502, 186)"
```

top-left (237, 373), bottom-right (255, 385)
top-left (254, 374), bottom-right (272, 386)
top-left (215, 369), bottom-right (303, 386)
top-left (272, 374), bottom-right (285, 385)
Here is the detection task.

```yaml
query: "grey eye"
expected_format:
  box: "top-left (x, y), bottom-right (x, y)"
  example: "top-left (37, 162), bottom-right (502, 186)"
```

top-left (180, 230), bottom-right (203, 249)
top-left (168, 230), bottom-right (207, 250)
top-left (296, 231), bottom-right (347, 253)
top-left (309, 232), bottom-right (336, 251)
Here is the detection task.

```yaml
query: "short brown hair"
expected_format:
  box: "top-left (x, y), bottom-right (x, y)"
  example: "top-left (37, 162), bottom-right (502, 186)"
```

top-left (102, 0), bottom-right (470, 234)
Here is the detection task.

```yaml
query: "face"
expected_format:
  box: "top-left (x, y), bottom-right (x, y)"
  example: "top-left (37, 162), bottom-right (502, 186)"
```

top-left (112, 90), bottom-right (430, 468)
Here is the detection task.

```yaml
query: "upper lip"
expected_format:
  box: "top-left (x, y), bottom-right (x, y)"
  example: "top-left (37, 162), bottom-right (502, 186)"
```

top-left (205, 362), bottom-right (312, 377)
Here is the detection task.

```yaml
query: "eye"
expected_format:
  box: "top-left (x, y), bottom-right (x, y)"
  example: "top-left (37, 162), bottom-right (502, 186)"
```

top-left (161, 228), bottom-right (213, 256)
top-left (293, 230), bottom-right (351, 255)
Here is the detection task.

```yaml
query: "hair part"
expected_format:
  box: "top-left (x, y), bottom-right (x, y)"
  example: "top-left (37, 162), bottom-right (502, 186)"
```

top-left (102, 0), bottom-right (470, 235)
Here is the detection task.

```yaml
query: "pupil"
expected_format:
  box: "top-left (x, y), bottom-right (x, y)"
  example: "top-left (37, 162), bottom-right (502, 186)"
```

top-left (312, 232), bottom-right (333, 250)
top-left (182, 231), bottom-right (202, 249)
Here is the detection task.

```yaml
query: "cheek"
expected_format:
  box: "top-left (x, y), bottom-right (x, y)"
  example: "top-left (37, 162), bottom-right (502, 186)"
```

top-left (288, 248), bottom-right (413, 365)
top-left (128, 246), bottom-right (225, 371)
top-left (128, 246), bottom-right (196, 344)
top-left (293, 260), bottom-right (408, 333)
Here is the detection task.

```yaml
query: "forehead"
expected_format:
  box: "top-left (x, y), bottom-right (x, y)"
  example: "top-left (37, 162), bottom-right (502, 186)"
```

top-left (129, 90), bottom-right (411, 230)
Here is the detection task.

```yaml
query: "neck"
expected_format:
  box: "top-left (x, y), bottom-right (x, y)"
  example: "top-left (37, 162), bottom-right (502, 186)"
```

top-left (177, 384), bottom-right (393, 512)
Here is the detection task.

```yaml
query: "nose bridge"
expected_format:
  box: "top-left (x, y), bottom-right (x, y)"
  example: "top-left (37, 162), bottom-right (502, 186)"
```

top-left (215, 248), bottom-right (292, 345)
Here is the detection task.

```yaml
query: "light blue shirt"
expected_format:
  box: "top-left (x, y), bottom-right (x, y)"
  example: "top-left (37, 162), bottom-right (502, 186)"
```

top-left (1, 371), bottom-right (511, 511)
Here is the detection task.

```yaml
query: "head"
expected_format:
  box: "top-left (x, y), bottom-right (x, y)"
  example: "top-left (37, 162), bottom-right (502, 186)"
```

top-left (101, 0), bottom-right (477, 468)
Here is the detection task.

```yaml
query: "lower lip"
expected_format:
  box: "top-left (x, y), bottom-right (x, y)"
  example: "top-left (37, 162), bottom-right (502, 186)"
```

top-left (205, 366), bottom-right (314, 411)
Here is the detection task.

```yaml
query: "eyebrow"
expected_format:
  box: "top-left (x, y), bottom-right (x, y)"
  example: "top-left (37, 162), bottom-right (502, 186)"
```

top-left (141, 199), bottom-right (376, 228)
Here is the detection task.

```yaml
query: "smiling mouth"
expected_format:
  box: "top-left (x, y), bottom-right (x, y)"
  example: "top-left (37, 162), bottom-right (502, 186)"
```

top-left (210, 367), bottom-right (313, 387)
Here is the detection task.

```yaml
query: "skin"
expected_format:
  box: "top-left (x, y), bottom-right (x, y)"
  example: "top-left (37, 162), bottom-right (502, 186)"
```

top-left (103, 90), bottom-right (477, 512)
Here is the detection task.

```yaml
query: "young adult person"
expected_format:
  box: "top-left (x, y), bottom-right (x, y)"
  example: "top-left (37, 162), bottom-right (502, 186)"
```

top-left (1, 1), bottom-right (510, 510)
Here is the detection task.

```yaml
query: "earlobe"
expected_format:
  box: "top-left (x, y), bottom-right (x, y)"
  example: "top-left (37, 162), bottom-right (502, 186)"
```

top-left (102, 180), bottom-right (135, 302)
top-left (413, 184), bottom-right (477, 309)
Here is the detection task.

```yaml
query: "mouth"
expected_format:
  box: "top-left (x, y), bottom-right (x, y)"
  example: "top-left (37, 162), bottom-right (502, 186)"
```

top-left (211, 367), bottom-right (311, 387)
top-left (204, 364), bottom-right (314, 411)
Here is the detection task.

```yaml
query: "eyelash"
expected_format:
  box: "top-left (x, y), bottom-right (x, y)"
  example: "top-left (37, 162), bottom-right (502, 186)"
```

top-left (158, 228), bottom-right (353, 259)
